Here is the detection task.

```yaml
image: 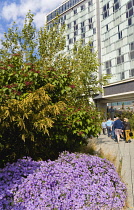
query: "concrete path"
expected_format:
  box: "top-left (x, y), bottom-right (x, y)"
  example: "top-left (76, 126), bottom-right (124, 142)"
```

top-left (90, 134), bottom-right (134, 209)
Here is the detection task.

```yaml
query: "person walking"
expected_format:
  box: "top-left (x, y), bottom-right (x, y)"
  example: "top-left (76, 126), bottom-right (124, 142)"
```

top-left (111, 118), bottom-right (116, 140)
top-left (101, 119), bottom-right (107, 135)
top-left (123, 118), bottom-right (131, 143)
top-left (106, 118), bottom-right (113, 137)
top-left (113, 117), bottom-right (124, 143)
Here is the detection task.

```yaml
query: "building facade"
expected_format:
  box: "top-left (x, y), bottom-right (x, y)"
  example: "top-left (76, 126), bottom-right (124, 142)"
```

top-left (46, 0), bottom-right (134, 109)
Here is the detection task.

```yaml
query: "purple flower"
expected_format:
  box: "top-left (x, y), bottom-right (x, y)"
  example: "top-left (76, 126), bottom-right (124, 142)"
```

top-left (0, 152), bottom-right (127, 209)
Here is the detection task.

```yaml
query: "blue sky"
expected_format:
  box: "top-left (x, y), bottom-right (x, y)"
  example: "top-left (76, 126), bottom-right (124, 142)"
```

top-left (0, 0), bottom-right (63, 45)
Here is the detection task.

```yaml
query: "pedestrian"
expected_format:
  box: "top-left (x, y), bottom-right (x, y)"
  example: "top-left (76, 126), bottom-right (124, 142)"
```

top-left (101, 119), bottom-right (107, 135)
top-left (113, 117), bottom-right (124, 143)
top-left (123, 118), bottom-right (131, 143)
top-left (111, 118), bottom-right (116, 140)
top-left (106, 118), bottom-right (113, 137)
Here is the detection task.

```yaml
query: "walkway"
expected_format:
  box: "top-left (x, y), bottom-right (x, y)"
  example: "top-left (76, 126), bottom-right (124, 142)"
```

top-left (89, 134), bottom-right (134, 209)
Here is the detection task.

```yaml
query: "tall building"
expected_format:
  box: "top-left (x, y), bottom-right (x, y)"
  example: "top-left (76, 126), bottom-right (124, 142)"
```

top-left (46, 0), bottom-right (134, 109)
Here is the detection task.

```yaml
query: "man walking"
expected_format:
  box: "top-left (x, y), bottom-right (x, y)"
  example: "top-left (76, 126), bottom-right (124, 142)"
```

top-left (113, 117), bottom-right (124, 143)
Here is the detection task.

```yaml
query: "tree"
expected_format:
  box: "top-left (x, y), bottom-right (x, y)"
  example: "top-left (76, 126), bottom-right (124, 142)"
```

top-left (0, 12), bottom-right (108, 167)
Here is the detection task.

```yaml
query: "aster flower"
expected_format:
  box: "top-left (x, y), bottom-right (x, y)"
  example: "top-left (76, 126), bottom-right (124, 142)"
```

top-left (0, 152), bottom-right (127, 209)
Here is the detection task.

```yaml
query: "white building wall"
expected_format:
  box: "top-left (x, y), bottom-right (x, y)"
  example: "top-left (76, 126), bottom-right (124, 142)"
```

top-left (47, 0), bottom-right (134, 84)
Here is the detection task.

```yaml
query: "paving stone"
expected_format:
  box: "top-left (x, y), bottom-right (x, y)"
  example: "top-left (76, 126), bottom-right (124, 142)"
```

top-left (96, 134), bottom-right (134, 208)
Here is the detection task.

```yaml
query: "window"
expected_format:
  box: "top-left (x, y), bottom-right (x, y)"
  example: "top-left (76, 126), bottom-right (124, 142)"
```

top-left (118, 31), bottom-right (122, 39)
top-left (118, 48), bottom-right (121, 55)
top-left (69, 38), bottom-right (73, 44)
top-left (106, 68), bottom-right (111, 74)
top-left (74, 20), bottom-right (77, 25)
top-left (89, 18), bottom-right (93, 30)
top-left (74, 24), bottom-right (78, 31)
top-left (67, 34), bottom-right (69, 39)
top-left (129, 42), bottom-right (134, 59)
top-left (81, 21), bottom-right (85, 33)
top-left (117, 55), bottom-right (124, 64)
top-left (113, 0), bottom-right (120, 12)
top-left (67, 46), bottom-right (69, 51)
top-left (81, 33), bottom-right (85, 38)
top-left (93, 28), bottom-right (96, 34)
top-left (81, 27), bottom-right (85, 33)
top-left (106, 24), bottom-right (109, 31)
top-left (130, 42), bottom-right (134, 51)
top-left (67, 23), bottom-right (71, 29)
top-left (74, 9), bottom-right (77, 15)
top-left (120, 72), bottom-right (125, 80)
top-left (129, 69), bottom-right (134, 77)
top-left (105, 60), bottom-right (112, 68)
top-left (74, 30), bottom-right (78, 36)
top-left (81, 5), bottom-right (85, 11)
top-left (130, 51), bottom-right (134, 59)
top-left (126, 1), bottom-right (134, 26)
top-left (103, 3), bottom-right (110, 19)
top-left (81, 21), bottom-right (85, 27)
top-left (105, 60), bottom-right (112, 74)
top-left (88, 0), bottom-right (93, 6)
top-left (128, 18), bottom-right (132, 25)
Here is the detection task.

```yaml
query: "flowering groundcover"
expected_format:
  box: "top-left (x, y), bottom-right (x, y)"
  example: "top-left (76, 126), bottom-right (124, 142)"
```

top-left (0, 152), bottom-right (127, 210)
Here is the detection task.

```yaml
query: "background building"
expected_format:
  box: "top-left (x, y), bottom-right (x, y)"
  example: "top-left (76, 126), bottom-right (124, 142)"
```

top-left (46, 0), bottom-right (134, 109)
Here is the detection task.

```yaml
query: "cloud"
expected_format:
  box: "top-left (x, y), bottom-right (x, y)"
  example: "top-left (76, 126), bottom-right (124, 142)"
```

top-left (1, 0), bottom-right (63, 28)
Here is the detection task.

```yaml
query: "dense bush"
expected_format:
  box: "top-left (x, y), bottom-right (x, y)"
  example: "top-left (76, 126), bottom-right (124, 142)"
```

top-left (0, 152), bottom-right (127, 209)
top-left (0, 12), bottom-right (108, 166)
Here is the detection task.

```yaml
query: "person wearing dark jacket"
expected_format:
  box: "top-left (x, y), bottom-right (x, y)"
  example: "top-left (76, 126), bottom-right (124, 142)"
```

top-left (113, 117), bottom-right (124, 143)
top-left (123, 118), bottom-right (131, 143)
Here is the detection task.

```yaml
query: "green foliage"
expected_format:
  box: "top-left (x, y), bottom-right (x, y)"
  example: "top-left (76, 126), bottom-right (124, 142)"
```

top-left (0, 12), bottom-right (107, 167)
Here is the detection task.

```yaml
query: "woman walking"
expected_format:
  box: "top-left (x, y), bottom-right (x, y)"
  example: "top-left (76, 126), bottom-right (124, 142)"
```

top-left (123, 118), bottom-right (131, 143)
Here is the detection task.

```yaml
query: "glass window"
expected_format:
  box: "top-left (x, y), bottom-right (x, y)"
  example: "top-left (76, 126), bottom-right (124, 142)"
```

top-left (129, 8), bottom-right (133, 17)
top-left (128, 18), bottom-right (132, 25)
top-left (130, 51), bottom-right (134, 59)
top-left (89, 18), bottom-right (92, 23)
top-left (129, 69), bottom-right (134, 76)
top-left (118, 31), bottom-right (122, 39)
top-left (74, 24), bottom-right (78, 30)
top-left (89, 23), bottom-right (93, 29)
top-left (81, 5), bottom-right (85, 11)
top-left (93, 28), bottom-right (96, 34)
top-left (74, 20), bottom-right (77, 25)
top-left (88, 0), bottom-right (93, 6)
top-left (106, 69), bottom-right (111, 74)
top-left (115, 2), bottom-right (119, 10)
top-left (117, 56), bottom-right (121, 64)
top-left (67, 23), bottom-right (71, 29)
top-left (81, 33), bottom-right (85, 38)
top-left (69, 38), bottom-right (73, 44)
top-left (81, 27), bottom-right (85, 33)
top-left (74, 9), bottom-right (77, 15)
top-left (130, 42), bottom-right (134, 51)
top-left (81, 21), bottom-right (85, 27)
top-left (120, 72), bottom-right (125, 80)
top-left (103, 5), bottom-right (106, 12)
top-left (127, 1), bottom-right (132, 9)
top-left (118, 48), bottom-right (121, 55)
top-left (74, 30), bottom-right (78, 36)
top-left (121, 55), bottom-right (124, 62)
